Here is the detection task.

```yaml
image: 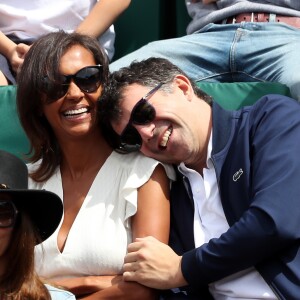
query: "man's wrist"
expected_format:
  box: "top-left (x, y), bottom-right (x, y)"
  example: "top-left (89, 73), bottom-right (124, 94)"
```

top-left (174, 256), bottom-right (188, 287)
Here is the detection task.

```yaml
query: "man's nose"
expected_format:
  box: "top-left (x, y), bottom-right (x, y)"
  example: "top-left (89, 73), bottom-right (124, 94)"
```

top-left (134, 123), bottom-right (155, 141)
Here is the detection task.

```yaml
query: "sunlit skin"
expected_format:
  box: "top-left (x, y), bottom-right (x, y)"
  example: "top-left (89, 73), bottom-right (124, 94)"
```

top-left (42, 45), bottom-right (102, 145)
top-left (112, 75), bottom-right (212, 174)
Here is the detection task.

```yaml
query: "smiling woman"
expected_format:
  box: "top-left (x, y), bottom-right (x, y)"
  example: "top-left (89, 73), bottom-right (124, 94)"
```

top-left (16, 31), bottom-right (175, 299)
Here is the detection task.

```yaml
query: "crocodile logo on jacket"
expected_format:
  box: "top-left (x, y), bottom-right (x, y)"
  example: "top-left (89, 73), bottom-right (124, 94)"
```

top-left (233, 168), bottom-right (243, 182)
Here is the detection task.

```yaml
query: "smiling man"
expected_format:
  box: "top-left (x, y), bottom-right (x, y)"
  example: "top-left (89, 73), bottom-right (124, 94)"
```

top-left (99, 57), bottom-right (300, 299)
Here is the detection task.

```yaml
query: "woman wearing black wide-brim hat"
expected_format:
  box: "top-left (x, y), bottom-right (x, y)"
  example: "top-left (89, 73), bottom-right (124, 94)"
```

top-left (0, 150), bottom-right (75, 299)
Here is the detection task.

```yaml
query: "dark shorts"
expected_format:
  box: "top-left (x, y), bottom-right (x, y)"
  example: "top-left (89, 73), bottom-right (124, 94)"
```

top-left (0, 53), bottom-right (16, 84)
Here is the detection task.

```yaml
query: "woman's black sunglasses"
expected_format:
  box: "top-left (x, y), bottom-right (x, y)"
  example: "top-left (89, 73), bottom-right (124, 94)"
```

top-left (118, 82), bottom-right (163, 154)
top-left (0, 200), bottom-right (18, 228)
top-left (42, 65), bottom-right (103, 102)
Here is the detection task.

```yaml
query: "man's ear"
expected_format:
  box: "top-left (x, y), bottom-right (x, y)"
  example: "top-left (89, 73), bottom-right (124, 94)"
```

top-left (173, 75), bottom-right (194, 101)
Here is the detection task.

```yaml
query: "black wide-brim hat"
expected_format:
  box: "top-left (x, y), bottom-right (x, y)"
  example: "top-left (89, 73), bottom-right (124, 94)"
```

top-left (0, 150), bottom-right (63, 244)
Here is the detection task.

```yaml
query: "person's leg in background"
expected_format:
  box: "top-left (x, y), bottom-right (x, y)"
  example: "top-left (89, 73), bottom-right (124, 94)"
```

top-left (110, 22), bottom-right (300, 101)
top-left (232, 22), bottom-right (300, 101)
top-left (0, 54), bottom-right (16, 86)
top-left (110, 24), bottom-right (237, 82)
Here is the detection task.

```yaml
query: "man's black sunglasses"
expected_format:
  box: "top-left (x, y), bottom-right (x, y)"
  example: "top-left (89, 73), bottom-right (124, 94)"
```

top-left (0, 200), bottom-right (18, 228)
top-left (118, 82), bottom-right (164, 154)
top-left (42, 65), bottom-right (103, 102)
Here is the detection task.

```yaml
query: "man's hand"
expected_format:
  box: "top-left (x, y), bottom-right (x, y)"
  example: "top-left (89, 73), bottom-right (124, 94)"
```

top-left (123, 236), bottom-right (188, 289)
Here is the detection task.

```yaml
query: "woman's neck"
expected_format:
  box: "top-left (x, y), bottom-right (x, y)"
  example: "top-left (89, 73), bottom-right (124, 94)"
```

top-left (59, 131), bottom-right (112, 179)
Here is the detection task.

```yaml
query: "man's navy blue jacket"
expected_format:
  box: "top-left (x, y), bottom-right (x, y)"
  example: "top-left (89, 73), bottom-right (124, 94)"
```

top-left (169, 95), bottom-right (300, 299)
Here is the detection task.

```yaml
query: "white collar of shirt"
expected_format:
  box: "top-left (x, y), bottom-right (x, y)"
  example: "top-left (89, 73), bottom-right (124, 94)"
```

top-left (178, 130), bottom-right (228, 246)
